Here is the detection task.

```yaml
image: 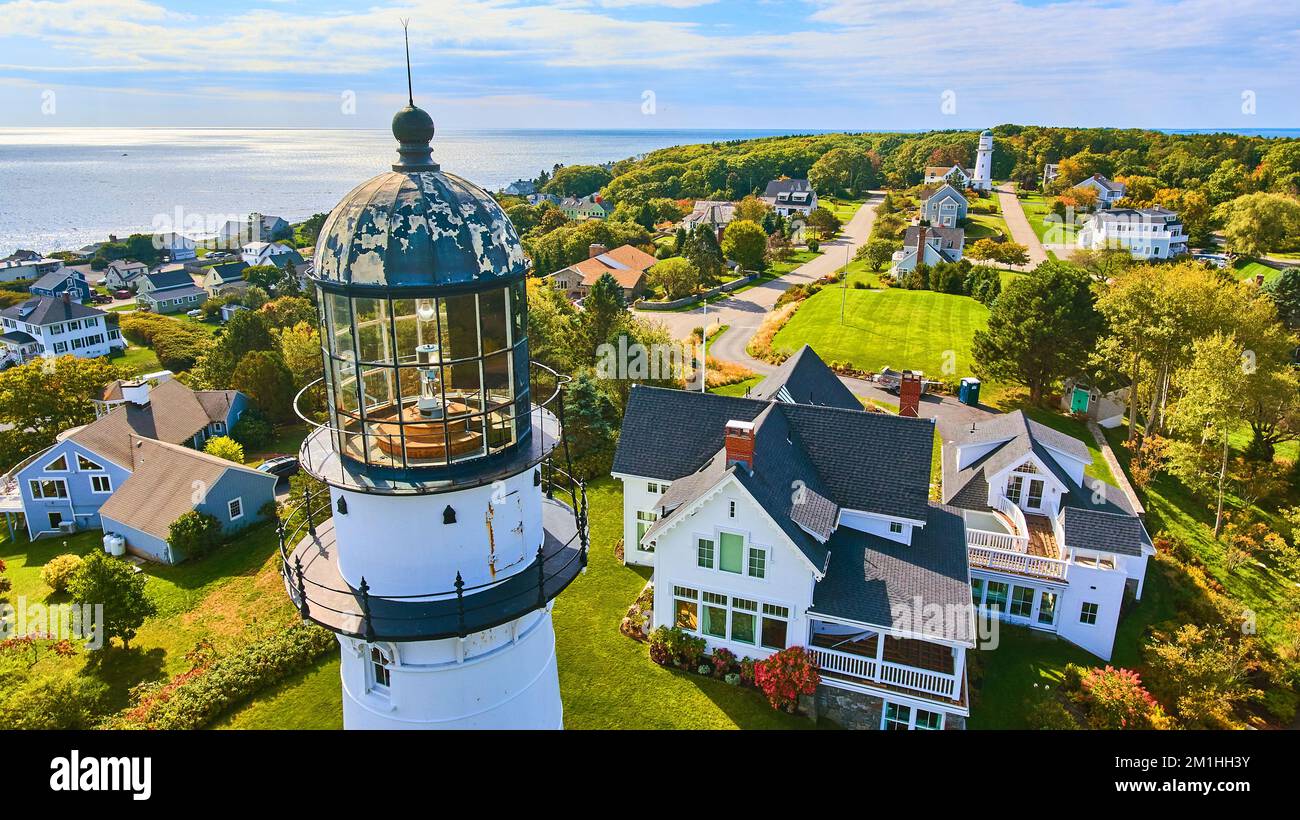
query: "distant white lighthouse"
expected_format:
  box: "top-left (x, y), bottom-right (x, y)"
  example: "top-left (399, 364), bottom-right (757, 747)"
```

top-left (972, 129), bottom-right (993, 191)
top-left (280, 73), bottom-right (588, 730)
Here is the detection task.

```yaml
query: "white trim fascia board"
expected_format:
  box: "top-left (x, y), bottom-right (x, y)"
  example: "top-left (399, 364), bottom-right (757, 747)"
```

top-left (991, 454), bottom-right (1067, 495)
top-left (654, 472), bottom-right (825, 580)
top-left (808, 609), bottom-right (977, 650)
top-left (1039, 440), bottom-right (1093, 467)
top-left (838, 507), bottom-right (927, 528)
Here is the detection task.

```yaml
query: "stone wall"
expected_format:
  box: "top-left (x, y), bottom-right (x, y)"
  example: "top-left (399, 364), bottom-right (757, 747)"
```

top-left (811, 684), bottom-right (884, 730)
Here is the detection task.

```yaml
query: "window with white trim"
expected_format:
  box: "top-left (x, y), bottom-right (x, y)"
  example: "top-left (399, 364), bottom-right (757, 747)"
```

top-left (883, 702), bottom-right (945, 731)
top-left (77, 454), bottom-right (104, 471)
top-left (227, 497), bottom-right (243, 520)
top-left (44, 454), bottom-right (68, 472)
top-left (1079, 601), bottom-right (1099, 625)
top-left (760, 603), bottom-right (789, 649)
top-left (90, 475), bottom-right (112, 493)
top-left (674, 586), bottom-right (699, 631)
top-left (889, 521), bottom-right (903, 534)
top-left (367, 645), bottom-right (392, 694)
top-left (635, 510), bottom-right (657, 550)
top-left (719, 531), bottom-right (744, 574)
top-left (29, 478), bottom-right (68, 499)
top-left (1010, 586), bottom-right (1035, 618)
top-left (747, 547), bottom-right (766, 579)
top-left (696, 537), bottom-right (714, 569)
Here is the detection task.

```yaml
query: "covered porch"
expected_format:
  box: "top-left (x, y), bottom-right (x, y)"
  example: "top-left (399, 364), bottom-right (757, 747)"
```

top-left (808, 621), bottom-right (967, 706)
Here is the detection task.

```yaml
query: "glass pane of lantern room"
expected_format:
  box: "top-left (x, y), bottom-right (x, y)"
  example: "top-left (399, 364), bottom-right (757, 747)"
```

top-left (391, 298), bottom-right (418, 365)
top-left (510, 280), bottom-right (527, 342)
top-left (327, 292), bottom-right (353, 359)
top-left (354, 297), bottom-right (391, 363)
top-left (439, 293), bottom-right (478, 362)
top-left (479, 287), bottom-right (509, 354)
top-left (331, 356), bottom-right (360, 415)
top-left (445, 361), bottom-right (482, 415)
top-left (450, 412), bottom-right (487, 462)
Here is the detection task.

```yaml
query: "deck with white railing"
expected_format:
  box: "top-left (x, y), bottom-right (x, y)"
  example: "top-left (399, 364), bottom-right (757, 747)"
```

top-left (809, 633), bottom-right (965, 704)
top-left (965, 503), bottom-right (1069, 581)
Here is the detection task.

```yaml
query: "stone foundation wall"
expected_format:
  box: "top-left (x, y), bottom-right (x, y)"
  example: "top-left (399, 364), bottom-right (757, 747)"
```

top-left (812, 684), bottom-right (884, 730)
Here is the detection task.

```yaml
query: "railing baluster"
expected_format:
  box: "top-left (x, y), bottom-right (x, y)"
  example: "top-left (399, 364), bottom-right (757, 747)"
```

top-left (536, 544), bottom-right (546, 607)
top-left (294, 556), bottom-right (309, 618)
top-left (455, 572), bottom-right (466, 638)
top-left (359, 576), bottom-right (375, 641)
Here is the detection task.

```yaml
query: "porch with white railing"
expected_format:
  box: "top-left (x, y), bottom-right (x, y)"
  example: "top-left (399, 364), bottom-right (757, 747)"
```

top-left (809, 631), bottom-right (965, 704)
top-left (964, 501), bottom-right (1069, 581)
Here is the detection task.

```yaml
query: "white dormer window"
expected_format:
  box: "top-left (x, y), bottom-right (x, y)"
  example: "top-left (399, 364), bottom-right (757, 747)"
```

top-left (889, 522), bottom-right (903, 534)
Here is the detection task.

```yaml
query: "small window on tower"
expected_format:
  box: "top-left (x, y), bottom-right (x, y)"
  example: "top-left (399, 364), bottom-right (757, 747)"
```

top-left (369, 646), bottom-right (392, 693)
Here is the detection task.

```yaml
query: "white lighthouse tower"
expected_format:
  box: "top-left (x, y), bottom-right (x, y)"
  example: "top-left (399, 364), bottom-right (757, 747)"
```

top-left (280, 75), bottom-right (587, 730)
top-left (972, 129), bottom-right (994, 191)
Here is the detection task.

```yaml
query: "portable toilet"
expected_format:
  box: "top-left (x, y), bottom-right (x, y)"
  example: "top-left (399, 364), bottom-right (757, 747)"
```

top-left (959, 377), bottom-right (981, 406)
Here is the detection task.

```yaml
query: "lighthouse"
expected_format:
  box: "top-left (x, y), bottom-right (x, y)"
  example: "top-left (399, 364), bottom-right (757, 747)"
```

top-left (279, 76), bottom-right (587, 730)
top-left (972, 129), bottom-right (994, 191)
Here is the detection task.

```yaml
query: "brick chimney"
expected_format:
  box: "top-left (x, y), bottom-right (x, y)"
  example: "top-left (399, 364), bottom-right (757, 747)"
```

top-left (899, 371), bottom-right (922, 418)
top-left (915, 225), bottom-right (927, 265)
top-left (724, 420), bottom-right (755, 471)
top-left (61, 291), bottom-right (71, 306)
top-left (589, 243), bottom-right (608, 259)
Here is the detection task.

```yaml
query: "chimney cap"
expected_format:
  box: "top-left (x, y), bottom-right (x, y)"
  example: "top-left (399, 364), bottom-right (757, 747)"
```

top-left (725, 419), bottom-right (755, 434)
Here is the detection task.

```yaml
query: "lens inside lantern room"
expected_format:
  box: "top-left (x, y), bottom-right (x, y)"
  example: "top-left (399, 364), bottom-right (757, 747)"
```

top-left (320, 278), bottom-right (530, 469)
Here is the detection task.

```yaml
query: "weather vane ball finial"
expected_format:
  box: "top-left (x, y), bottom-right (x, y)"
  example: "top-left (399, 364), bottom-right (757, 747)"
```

top-left (391, 19), bottom-right (438, 171)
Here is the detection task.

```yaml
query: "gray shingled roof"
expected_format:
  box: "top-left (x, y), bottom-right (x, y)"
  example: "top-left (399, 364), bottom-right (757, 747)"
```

top-left (0, 296), bottom-right (104, 326)
top-left (941, 411), bottom-right (1092, 507)
top-left (1060, 506), bottom-right (1149, 557)
top-left (749, 344), bottom-right (862, 409)
top-left (810, 503), bottom-right (974, 644)
top-left (612, 387), bottom-right (768, 480)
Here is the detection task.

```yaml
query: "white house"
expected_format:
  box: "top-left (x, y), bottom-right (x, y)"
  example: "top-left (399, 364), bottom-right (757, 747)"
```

top-left (923, 165), bottom-right (971, 187)
top-left (920, 184), bottom-right (969, 228)
top-left (240, 241), bottom-right (298, 267)
top-left (760, 179), bottom-right (818, 216)
top-left (218, 213), bottom-right (291, 247)
top-left (1072, 174), bottom-right (1127, 208)
top-left (941, 411), bottom-right (1154, 661)
top-left (0, 294), bottom-right (125, 366)
top-left (103, 259), bottom-right (148, 291)
top-left (153, 232), bottom-right (197, 262)
top-left (0, 257), bottom-right (64, 283)
top-left (614, 347), bottom-right (976, 730)
top-left (1076, 207), bottom-right (1187, 260)
top-left (892, 225), bottom-right (965, 273)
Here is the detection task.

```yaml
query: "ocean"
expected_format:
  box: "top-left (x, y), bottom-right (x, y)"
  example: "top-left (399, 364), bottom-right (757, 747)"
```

top-left (3, 126), bottom-right (1298, 257)
top-left (0, 127), bottom-right (801, 256)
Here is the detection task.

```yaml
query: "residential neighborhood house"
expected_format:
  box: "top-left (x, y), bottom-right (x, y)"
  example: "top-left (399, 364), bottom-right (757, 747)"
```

top-left (920, 184), bottom-right (969, 228)
top-left (0, 294), bottom-right (124, 366)
top-left (892, 225), bottom-right (965, 273)
top-left (1072, 174), bottom-right (1127, 208)
top-left (103, 259), bottom-right (148, 291)
top-left (559, 194), bottom-right (612, 221)
top-left (241, 241), bottom-right (300, 267)
top-left (760, 178), bottom-right (818, 216)
top-left (504, 179), bottom-right (536, 196)
top-left (549, 243), bottom-right (655, 302)
top-left (941, 410), bottom-right (1154, 661)
top-left (29, 266), bottom-right (92, 303)
top-left (202, 260), bottom-right (251, 296)
top-left (681, 200), bottom-right (736, 239)
top-left (924, 164), bottom-right (971, 187)
top-left (613, 346), bottom-right (975, 730)
top-left (3, 377), bottom-right (273, 562)
top-left (1076, 207), bottom-right (1187, 260)
top-left (0, 256), bottom-right (64, 284)
top-left (218, 212), bottom-right (291, 247)
top-left (153, 231), bottom-right (198, 262)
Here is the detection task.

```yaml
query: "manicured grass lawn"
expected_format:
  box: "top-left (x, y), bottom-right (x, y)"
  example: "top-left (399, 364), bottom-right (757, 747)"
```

top-left (967, 624), bottom-right (1094, 729)
top-left (0, 520), bottom-right (297, 716)
top-left (220, 478), bottom-right (818, 729)
top-left (823, 197), bottom-right (864, 228)
top-left (1232, 259), bottom-right (1282, 285)
top-left (772, 287), bottom-right (989, 379)
top-left (111, 345), bottom-right (163, 375)
top-left (1017, 193), bottom-right (1073, 245)
top-left (1015, 406), bottom-right (1116, 486)
top-left (964, 211), bottom-right (1009, 241)
top-left (710, 376), bottom-right (761, 397)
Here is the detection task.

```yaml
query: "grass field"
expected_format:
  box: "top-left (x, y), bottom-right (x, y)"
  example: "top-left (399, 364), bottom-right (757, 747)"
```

top-left (771, 286), bottom-right (989, 379)
top-left (219, 478), bottom-right (817, 729)
top-left (1232, 259), bottom-right (1283, 285)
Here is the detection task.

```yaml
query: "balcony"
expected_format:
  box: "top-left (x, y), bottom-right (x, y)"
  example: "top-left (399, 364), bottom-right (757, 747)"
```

top-left (965, 500), bottom-right (1068, 581)
top-left (809, 631), bottom-right (966, 705)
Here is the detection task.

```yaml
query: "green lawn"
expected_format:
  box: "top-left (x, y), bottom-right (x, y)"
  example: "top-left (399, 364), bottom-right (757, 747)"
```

top-left (772, 287), bottom-right (989, 379)
top-left (1232, 259), bottom-right (1282, 286)
top-left (1017, 406), bottom-right (1116, 486)
top-left (1017, 193), bottom-right (1072, 245)
top-left (0, 520), bottom-right (297, 716)
top-left (710, 376), bottom-right (761, 397)
top-left (219, 478), bottom-right (818, 729)
top-left (111, 345), bottom-right (163, 375)
top-left (964, 211), bottom-right (1009, 242)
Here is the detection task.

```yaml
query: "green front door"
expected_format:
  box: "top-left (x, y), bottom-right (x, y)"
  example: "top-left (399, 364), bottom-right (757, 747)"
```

top-left (1070, 387), bottom-right (1090, 414)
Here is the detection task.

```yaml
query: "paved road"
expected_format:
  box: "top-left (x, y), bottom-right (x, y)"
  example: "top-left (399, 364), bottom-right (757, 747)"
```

top-left (633, 194), bottom-right (883, 342)
top-left (996, 183), bottom-right (1049, 267)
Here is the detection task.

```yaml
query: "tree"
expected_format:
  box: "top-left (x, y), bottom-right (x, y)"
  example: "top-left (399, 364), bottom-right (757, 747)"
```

top-left (859, 237), bottom-right (898, 271)
top-left (563, 373), bottom-right (621, 480)
top-left (1263, 267), bottom-right (1300, 328)
top-left (972, 262), bottom-right (1104, 403)
top-left (1165, 333), bottom-right (1251, 536)
top-left (167, 510), bottom-right (224, 559)
top-left (577, 273), bottom-right (627, 363)
top-left (721, 219), bottom-right (768, 272)
top-left (203, 435), bottom-right (245, 464)
top-left (67, 551), bottom-right (156, 650)
top-left (967, 239), bottom-right (1029, 267)
top-left (733, 195), bottom-right (770, 224)
top-left (277, 320), bottom-right (324, 396)
top-left (259, 296), bottom-right (316, 330)
top-left (40, 554), bottom-right (84, 593)
top-left (1215, 192), bottom-right (1300, 258)
top-left (683, 224), bottom-right (725, 283)
top-left (195, 308), bottom-right (276, 387)
top-left (0, 356), bottom-right (122, 461)
top-left (808, 147), bottom-right (875, 197)
top-left (805, 206), bottom-right (842, 241)
top-left (230, 407), bottom-right (275, 451)
top-left (647, 257), bottom-right (700, 301)
top-left (541, 164), bottom-right (613, 198)
top-left (243, 264), bottom-right (284, 292)
top-left (231, 351), bottom-right (296, 423)
top-left (1142, 624), bottom-right (1261, 729)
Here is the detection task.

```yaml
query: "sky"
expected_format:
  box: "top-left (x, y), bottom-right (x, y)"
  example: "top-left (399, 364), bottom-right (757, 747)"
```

top-left (0, 0), bottom-right (1297, 131)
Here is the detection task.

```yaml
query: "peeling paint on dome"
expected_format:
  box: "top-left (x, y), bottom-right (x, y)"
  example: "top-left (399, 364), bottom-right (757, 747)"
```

top-left (315, 169), bottom-right (527, 288)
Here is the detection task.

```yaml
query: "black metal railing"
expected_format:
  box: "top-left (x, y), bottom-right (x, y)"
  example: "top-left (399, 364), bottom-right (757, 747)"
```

top-left (275, 458), bottom-right (589, 642)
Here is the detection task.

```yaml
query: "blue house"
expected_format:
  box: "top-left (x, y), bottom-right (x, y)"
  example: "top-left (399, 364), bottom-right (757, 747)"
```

top-left (29, 267), bottom-right (92, 303)
top-left (920, 183), bottom-right (969, 228)
top-left (98, 437), bottom-right (277, 563)
top-left (11, 376), bottom-right (254, 554)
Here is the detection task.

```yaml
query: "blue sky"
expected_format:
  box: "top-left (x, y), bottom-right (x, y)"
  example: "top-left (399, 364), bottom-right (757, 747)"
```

top-left (0, 0), bottom-right (1296, 130)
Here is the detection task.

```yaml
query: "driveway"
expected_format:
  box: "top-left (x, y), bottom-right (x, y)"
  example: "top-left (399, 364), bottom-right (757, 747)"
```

top-left (633, 194), bottom-right (883, 344)
top-left (995, 183), bottom-right (1049, 267)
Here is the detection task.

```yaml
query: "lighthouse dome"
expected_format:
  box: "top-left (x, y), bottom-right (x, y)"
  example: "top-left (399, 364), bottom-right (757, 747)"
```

top-left (313, 105), bottom-right (529, 289)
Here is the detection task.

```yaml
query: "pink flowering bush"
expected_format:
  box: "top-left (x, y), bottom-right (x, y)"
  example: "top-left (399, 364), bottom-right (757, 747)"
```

top-left (754, 647), bottom-right (820, 713)
top-left (1076, 665), bottom-right (1172, 729)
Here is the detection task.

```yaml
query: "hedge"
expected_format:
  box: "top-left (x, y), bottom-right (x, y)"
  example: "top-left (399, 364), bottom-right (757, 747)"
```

top-left (105, 620), bottom-right (336, 729)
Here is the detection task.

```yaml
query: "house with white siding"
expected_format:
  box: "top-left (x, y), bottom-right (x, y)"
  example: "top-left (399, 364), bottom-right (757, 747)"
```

top-left (0, 295), bottom-right (124, 366)
top-left (1076, 207), bottom-right (1187, 260)
top-left (1072, 174), bottom-right (1127, 208)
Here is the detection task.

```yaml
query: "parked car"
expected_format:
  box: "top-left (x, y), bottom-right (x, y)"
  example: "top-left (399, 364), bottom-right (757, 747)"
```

top-left (186, 309), bottom-right (203, 318)
top-left (92, 294), bottom-right (112, 304)
top-left (113, 289), bottom-right (132, 299)
top-left (256, 455), bottom-right (299, 480)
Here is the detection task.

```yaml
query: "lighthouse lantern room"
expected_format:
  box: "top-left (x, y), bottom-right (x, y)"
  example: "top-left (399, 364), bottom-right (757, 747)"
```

top-left (278, 62), bottom-right (587, 729)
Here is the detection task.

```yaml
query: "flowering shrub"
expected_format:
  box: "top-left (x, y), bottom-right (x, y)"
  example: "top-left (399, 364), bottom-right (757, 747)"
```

top-left (754, 646), bottom-right (820, 712)
top-left (740, 657), bottom-right (757, 686)
top-left (711, 647), bottom-right (737, 677)
top-left (724, 672), bottom-right (741, 686)
top-left (647, 626), bottom-right (706, 670)
top-left (1073, 665), bottom-right (1172, 729)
